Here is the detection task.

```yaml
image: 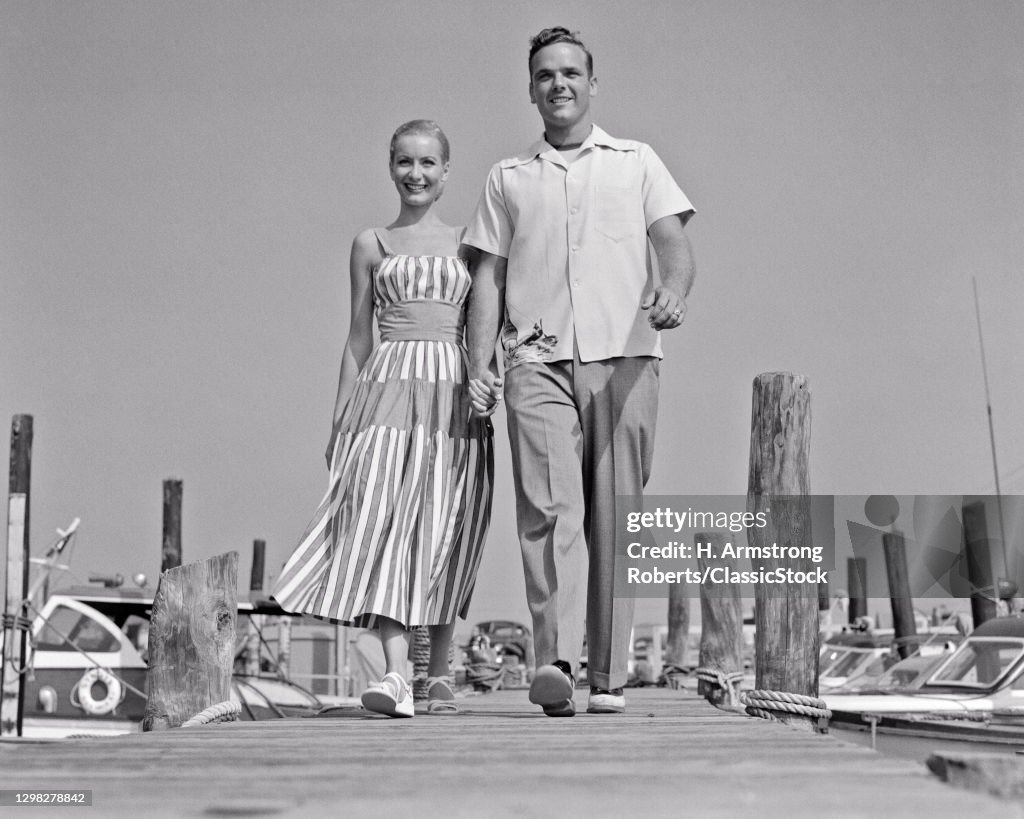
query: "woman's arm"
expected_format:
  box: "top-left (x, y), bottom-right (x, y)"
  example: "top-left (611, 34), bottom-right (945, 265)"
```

top-left (326, 230), bottom-right (378, 466)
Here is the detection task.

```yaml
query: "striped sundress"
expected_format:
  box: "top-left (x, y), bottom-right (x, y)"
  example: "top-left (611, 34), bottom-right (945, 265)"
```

top-left (272, 238), bottom-right (493, 629)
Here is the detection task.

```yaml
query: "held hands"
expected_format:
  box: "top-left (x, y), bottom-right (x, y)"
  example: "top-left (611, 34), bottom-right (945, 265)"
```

top-left (641, 286), bottom-right (686, 330)
top-left (468, 372), bottom-right (503, 419)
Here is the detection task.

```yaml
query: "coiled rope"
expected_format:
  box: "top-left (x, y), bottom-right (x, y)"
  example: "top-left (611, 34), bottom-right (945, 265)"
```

top-left (741, 689), bottom-right (832, 722)
top-left (180, 700), bottom-right (241, 728)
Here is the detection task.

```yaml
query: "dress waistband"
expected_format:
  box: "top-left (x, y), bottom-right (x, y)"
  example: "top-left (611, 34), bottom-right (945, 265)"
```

top-left (378, 299), bottom-right (465, 343)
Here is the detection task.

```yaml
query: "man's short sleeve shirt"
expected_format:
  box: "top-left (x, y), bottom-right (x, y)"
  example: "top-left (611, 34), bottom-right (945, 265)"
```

top-left (464, 125), bottom-right (694, 365)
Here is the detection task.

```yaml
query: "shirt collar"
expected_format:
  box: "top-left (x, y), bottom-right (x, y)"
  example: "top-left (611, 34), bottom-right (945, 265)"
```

top-left (503, 125), bottom-right (635, 168)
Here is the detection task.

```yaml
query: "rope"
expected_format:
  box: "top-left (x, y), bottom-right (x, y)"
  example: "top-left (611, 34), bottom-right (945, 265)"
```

top-left (694, 667), bottom-right (744, 691)
top-left (1, 613), bottom-right (33, 631)
top-left (180, 700), bottom-right (241, 728)
top-left (741, 689), bottom-right (832, 722)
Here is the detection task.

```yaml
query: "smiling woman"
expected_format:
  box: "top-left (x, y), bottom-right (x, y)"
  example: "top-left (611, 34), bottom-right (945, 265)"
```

top-left (270, 119), bottom-right (500, 719)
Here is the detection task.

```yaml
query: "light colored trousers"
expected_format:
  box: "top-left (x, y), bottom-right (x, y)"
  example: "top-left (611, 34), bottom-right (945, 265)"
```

top-left (503, 354), bottom-right (659, 690)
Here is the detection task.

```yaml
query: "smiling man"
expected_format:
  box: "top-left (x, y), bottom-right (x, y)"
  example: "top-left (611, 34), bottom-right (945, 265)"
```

top-left (464, 26), bottom-right (696, 717)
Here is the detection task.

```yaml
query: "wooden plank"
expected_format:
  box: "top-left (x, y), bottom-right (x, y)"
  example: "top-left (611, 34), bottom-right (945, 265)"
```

top-left (143, 552), bottom-right (238, 731)
top-left (927, 750), bottom-right (1024, 799)
top-left (0, 690), bottom-right (1013, 818)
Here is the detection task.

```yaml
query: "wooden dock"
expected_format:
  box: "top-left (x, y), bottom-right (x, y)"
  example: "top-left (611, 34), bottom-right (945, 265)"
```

top-left (1, 687), bottom-right (1019, 817)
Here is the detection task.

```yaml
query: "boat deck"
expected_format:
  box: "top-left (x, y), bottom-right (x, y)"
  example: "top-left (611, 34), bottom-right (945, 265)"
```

top-left (1, 686), bottom-right (1019, 817)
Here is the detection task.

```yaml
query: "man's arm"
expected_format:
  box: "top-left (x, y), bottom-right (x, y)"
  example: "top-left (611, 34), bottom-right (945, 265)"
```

top-left (643, 213), bottom-right (696, 330)
top-left (466, 248), bottom-right (507, 415)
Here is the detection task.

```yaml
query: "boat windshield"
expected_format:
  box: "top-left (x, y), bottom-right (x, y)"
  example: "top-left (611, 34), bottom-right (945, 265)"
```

top-left (824, 649), bottom-right (877, 679)
top-left (926, 637), bottom-right (1024, 689)
top-left (820, 646), bottom-right (859, 676)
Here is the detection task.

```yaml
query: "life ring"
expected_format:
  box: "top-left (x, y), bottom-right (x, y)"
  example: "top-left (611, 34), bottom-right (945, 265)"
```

top-left (72, 668), bottom-right (122, 716)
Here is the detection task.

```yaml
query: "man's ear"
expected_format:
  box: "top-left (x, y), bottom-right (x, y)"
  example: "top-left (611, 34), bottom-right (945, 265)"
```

top-left (528, 81), bottom-right (536, 105)
top-left (590, 75), bottom-right (598, 97)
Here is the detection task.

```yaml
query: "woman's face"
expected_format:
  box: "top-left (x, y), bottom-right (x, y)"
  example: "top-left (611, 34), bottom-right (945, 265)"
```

top-left (390, 133), bottom-right (449, 206)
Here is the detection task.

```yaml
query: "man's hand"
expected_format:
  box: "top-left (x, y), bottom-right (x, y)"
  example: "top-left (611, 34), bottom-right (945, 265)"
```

top-left (641, 286), bottom-right (686, 330)
top-left (468, 372), bottom-right (503, 418)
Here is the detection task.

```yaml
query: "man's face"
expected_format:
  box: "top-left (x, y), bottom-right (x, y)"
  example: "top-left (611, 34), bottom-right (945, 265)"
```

top-left (528, 43), bottom-right (596, 133)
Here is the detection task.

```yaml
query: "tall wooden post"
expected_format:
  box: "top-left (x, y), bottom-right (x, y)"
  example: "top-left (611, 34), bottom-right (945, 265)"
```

top-left (963, 500), bottom-right (998, 629)
top-left (847, 557), bottom-right (868, 624)
top-left (665, 576), bottom-right (690, 670)
top-left (696, 531), bottom-right (744, 706)
top-left (2, 415), bottom-right (32, 737)
top-left (245, 539), bottom-right (266, 676)
top-left (883, 531), bottom-right (917, 658)
top-left (143, 552), bottom-right (238, 730)
top-left (748, 373), bottom-right (819, 729)
top-left (161, 479), bottom-right (183, 573)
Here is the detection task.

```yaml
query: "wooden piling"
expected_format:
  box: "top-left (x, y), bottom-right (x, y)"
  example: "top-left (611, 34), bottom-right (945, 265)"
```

top-left (748, 372), bottom-right (819, 729)
top-left (696, 531), bottom-right (744, 706)
top-left (963, 500), bottom-right (998, 628)
top-left (1, 415), bottom-right (33, 737)
top-left (245, 540), bottom-right (266, 676)
top-left (143, 552), bottom-right (238, 731)
top-left (883, 531), bottom-right (917, 658)
top-left (847, 557), bottom-right (868, 624)
top-left (161, 479), bottom-right (183, 573)
top-left (665, 572), bottom-right (690, 669)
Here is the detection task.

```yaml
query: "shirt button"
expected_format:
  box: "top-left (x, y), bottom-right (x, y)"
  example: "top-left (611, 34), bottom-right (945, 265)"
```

top-left (573, 279), bottom-right (581, 287)
top-left (570, 207), bottom-right (578, 214)
top-left (571, 245), bottom-right (579, 252)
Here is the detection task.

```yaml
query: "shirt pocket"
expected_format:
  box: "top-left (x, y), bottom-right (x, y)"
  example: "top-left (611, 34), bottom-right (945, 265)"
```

top-left (594, 185), bottom-right (644, 242)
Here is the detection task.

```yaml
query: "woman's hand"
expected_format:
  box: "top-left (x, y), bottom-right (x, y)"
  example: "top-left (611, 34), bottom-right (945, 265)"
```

top-left (468, 374), bottom-right (503, 418)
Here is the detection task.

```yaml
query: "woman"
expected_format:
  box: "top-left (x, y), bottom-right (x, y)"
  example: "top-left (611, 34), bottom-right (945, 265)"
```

top-left (273, 120), bottom-right (499, 717)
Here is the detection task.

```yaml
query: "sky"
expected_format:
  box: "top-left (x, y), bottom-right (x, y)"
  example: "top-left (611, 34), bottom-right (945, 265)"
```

top-left (3, 0), bottom-right (1023, 633)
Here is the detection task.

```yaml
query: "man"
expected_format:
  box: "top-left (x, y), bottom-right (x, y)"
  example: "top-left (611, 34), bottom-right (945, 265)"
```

top-left (464, 26), bottom-right (696, 716)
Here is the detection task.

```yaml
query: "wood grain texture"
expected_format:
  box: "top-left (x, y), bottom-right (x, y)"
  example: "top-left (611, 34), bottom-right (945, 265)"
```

top-left (747, 373), bottom-right (819, 712)
top-left (143, 552), bottom-right (238, 731)
top-left (696, 531), bottom-right (744, 706)
top-left (1, 689), bottom-right (1011, 819)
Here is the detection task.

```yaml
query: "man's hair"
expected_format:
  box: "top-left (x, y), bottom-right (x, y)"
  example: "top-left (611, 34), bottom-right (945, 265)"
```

top-left (388, 119), bottom-right (451, 165)
top-left (528, 27), bottom-right (593, 77)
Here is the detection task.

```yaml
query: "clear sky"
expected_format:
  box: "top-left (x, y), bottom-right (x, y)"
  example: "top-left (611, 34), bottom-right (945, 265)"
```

top-left (3, 1), bottom-right (1023, 630)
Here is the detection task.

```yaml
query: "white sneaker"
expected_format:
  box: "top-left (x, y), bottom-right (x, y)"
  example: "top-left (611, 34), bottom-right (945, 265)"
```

top-left (361, 672), bottom-right (414, 718)
top-left (587, 687), bottom-right (626, 714)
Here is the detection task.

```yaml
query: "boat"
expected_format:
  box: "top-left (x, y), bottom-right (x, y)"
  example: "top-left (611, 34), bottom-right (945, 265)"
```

top-left (1, 584), bottom-right (323, 738)
top-left (823, 616), bottom-right (1024, 760)
top-left (1, 521), bottom-right (324, 738)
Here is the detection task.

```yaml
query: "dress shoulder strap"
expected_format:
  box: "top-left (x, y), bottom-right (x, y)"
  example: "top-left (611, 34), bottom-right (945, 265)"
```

top-left (373, 228), bottom-right (394, 256)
